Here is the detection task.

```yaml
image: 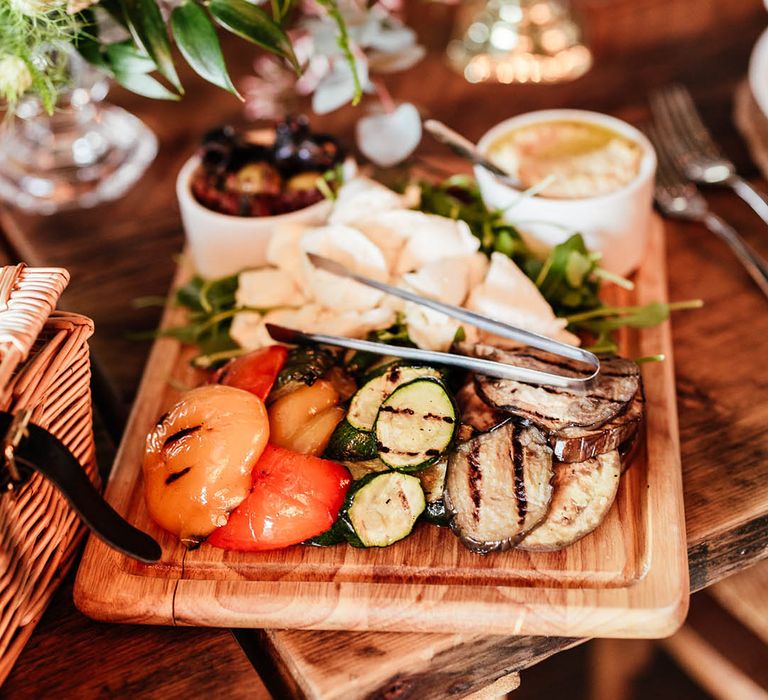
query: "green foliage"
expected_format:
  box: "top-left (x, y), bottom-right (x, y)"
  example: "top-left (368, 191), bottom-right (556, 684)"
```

top-left (208, 0), bottom-right (299, 71)
top-left (344, 315), bottom-right (414, 378)
top-left (2, 0), bottom-right (356, 108)
top-left (160, 273), bottom-right (241, 361)
top-left (418, 175), bottom-right (528, 261)
top-left (418, 176), bottom-right (701, 349)
top-left (121, 0), bottom-right (182, 92)
top-left (0, 3), bottom-right (82, 114)
top-left (171, 2), bottom-right (239, 97)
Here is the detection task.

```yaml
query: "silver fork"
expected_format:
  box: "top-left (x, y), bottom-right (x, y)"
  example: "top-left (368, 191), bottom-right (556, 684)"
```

top-left (651, 84), bottom-right (768, 225)
top-left (644, 122), bottom-right (768, 300)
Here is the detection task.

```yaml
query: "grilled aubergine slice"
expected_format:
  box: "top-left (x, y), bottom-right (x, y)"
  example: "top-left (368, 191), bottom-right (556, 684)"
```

top-left (444, 421), bottom-right (554, 553)
top-left (465, 344), bottom-right (640, 434)
top-left (551, 389), bottom-right (645, 463)
top-left (518, 450), bottom-right (622, 551)
top-left (455, 381), bottom-right (507, 438)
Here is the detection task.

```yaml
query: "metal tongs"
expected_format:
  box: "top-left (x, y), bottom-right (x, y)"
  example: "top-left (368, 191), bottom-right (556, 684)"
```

top-left (266, 254), bottom-right (600, 390)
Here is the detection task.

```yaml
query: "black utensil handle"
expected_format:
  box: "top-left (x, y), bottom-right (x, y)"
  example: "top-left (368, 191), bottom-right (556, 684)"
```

top-left (0, 411), bottom-right (161, 563)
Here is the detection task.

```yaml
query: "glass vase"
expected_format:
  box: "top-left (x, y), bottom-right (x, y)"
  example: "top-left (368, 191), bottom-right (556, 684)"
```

top-left (0, 48), bottom-right (157, 215)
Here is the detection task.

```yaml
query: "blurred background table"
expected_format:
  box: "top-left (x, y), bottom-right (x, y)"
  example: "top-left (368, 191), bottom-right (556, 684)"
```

top-left (1, 1), bottom-right (767, 697)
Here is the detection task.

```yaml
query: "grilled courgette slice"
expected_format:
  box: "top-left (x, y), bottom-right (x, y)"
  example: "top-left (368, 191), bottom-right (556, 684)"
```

top-left (324, 419), bottom-right (378, 461)
top-left (347, 364), bottom-right (443, 431)
top-left (374, 377), bottom-right (457, 472)
top-left (339, 471), bottom-right (425, 548)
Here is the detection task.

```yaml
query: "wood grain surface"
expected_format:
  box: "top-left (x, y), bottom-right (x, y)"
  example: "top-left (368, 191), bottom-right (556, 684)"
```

top-left (1, 0), bottom-right (767, 696)
top-left (73, 214), bottom-right (689, 639)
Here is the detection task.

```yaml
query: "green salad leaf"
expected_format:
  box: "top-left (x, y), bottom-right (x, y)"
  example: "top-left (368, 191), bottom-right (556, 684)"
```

top-left (417, 176), bottom-right (701, 350)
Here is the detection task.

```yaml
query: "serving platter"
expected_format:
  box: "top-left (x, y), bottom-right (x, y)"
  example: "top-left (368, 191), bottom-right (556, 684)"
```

top-left (73, 213), bottom-right (689, 638)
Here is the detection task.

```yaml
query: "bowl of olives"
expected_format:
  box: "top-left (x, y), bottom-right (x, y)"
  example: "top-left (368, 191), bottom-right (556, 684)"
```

top-left (177, 117), bottom-right (350, 279)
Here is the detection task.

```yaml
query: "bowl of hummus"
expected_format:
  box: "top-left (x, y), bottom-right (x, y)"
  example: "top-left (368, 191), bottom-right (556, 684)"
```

top-left (476, 110), bottom-right (656, 276)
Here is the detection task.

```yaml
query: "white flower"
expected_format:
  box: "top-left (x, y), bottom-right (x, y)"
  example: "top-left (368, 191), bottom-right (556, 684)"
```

top-left (301, 1), bottom-right (424, 114)
top-left (312, 55), bottom-right (371, 115)
top-left (9, 0), bottom-right (60, 15)
top-left (356, 102), bottom-right (422, 167)
top-left (0, 56), bottom-right (32, 103)
top-left (367, 45), bottom-right (426, 73)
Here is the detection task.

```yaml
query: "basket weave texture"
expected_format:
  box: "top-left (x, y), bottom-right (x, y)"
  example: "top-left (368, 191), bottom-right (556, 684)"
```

top-left (0, 265), bottom-right (96, 684)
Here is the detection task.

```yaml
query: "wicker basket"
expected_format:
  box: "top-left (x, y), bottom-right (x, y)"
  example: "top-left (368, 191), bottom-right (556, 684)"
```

top-left (0, 264), bottom-right (97, 684)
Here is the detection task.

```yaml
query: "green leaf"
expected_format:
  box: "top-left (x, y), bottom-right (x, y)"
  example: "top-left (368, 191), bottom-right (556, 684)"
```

top-left (106, 41), bottom-right (156, 75)
top-left (171, 2), bottom-right (241, 97)
top-left (175, 274), bottom-right (239, 313)
top-left (315, 0), bottom-right (361, 104)
top-left (270, 0), bottom-right (295, 23)
top-left (208, 0), bottom-right (299, 71)
top-left (112, 70), bottom-right (181, 100)
top-left (120, 0), bottom-right (183, 93)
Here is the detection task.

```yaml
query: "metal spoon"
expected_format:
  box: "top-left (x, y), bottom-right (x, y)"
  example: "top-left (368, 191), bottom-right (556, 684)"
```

top-left (423, 119), bottom-right (523, 188)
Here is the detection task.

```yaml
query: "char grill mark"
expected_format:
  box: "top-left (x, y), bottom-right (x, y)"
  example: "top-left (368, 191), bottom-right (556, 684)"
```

top-left (165, 466), bottom-right (192, 485)
top-left (163, 425), bottom-right (202, 449)
top-left (424, 413), bottom-right (455, 423)
top-left (376, 443), bottom-right (424, 458)
top-left (379, 405), bottom-right (415, 416)
top-left (511, 426), bottom-right (527, 526)
top-left (467, 443), bottom-right (482, 523)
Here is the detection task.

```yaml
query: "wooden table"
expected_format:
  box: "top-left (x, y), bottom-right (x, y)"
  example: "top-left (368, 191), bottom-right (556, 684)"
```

top-left (2, 1), bottom-right (768, 696)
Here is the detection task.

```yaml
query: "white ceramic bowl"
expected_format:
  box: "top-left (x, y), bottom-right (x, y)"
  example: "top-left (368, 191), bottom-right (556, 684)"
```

top-left (475, 109), bottom-right (657, 276)
top-left (176, 155), bottom-right (333, 279)
top-left (749, 25), bottom-right (768, 120)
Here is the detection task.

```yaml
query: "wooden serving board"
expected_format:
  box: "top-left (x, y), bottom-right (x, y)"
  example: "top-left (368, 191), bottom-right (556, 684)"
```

top-left (74, 215), bottom-right (689, 637)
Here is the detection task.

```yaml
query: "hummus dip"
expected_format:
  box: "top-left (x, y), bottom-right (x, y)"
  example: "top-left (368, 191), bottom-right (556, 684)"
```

top-left (487, 120), bottom-right (643, 199)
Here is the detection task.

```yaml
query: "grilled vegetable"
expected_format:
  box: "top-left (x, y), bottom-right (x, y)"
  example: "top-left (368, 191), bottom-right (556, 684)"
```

top-left (213, 345), bottom-right (288, 400)
top-left (518, 450), bottom-right (622, 551)
top-left (269, 346), bottom-right (337, 404)
top-left (455, 381), bottom-right (506, 439)
top-left (467, 344), bottom-right (639, 433)
top-left (338, 471), bottom-right (425, 548)
top-left (268, 379), bottom-right (344, 456)
top-left (552, 389), bottom-right (645, 462)
top-left (347, 364), bottom-right (442, 431)
top-left (324, 419), bottom-right (378, 461)
top-left (207, 445), bottom-right (352, 552)
top-left (375, 377), bottom-right (457, 471)
top-left (342, 458), bottom-right (389, 481)
top-left (444, 421), bottom-right (554, 553)
top-left (143, 385), bottom-right (269, 547)
top-left (304, 520), bottom-right (348, 547)
top-left (418, 458), bottom-right (449, 526)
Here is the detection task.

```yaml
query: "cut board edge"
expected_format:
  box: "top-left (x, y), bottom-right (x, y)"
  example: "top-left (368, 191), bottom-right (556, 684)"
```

top-left (73, 214), bottom-right (689, 638)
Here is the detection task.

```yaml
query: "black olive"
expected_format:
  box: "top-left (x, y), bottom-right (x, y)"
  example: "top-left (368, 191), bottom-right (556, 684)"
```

top-left (273, 115), bottom-right (314, 173)
top-left (296, 134), bottom-right (344, 171)
top-left (227, 143), bottom-right (273, 172)
top-left (201, 125), bottom-right (237, 147)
